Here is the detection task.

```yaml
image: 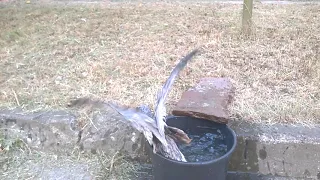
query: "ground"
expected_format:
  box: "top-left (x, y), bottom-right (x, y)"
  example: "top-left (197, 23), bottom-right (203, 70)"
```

top-left (0, 132), bottom-right (141, 179)
top-left (1, 1), bottom-right (319, 125)
top-left (0, 0), bottom-right (320, 178)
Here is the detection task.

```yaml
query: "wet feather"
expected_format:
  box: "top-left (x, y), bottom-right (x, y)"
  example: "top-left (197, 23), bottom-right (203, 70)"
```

top-left (154, 49), bottom-right (199, 138)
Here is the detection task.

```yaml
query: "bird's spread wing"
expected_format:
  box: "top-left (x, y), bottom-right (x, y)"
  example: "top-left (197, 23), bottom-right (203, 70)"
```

top-left (137, 104), bottom-right (153, 118)
top-left (154, 49), bottom-right (199, 138)
top-left (108, 101), bottom-right (168, 147)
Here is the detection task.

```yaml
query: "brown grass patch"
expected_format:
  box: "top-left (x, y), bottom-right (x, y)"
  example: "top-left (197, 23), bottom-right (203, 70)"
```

top-left (0, 2), bottom-right (319, 124)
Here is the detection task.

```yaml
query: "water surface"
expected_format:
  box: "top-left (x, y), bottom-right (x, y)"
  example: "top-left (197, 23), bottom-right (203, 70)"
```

top-left (177, 127), bottom-right (228, 162)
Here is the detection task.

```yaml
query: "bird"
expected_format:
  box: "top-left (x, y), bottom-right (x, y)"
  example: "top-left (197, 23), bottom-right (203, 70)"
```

top-left (69, 49), bottom-right (198, 161)
top-left (108, 49), bottom-right (198, 161)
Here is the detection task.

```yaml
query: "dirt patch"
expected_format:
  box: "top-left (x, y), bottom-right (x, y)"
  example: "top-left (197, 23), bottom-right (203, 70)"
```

top-left (0, 2), bottom-right (319, 124)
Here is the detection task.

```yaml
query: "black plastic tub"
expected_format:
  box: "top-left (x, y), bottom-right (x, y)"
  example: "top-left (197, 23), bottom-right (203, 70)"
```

top-left (149, 116), bottom-right (237, 180)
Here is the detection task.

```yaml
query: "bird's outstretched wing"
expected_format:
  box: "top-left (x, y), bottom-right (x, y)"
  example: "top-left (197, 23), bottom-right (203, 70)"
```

top-left (154, 49), bottom-right (199, 138)
top-left (108, 101), bottom-right (168, 147)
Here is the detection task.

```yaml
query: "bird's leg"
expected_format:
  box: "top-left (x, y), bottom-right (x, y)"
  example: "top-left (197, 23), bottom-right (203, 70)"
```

top-left (165, 126), bottom-right (192, 144)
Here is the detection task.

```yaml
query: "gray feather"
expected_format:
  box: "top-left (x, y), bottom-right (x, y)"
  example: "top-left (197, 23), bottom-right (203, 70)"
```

top-left (154, 49), bottom-right (199, 138)
top-left (108, 102), bottom-right (168, 147)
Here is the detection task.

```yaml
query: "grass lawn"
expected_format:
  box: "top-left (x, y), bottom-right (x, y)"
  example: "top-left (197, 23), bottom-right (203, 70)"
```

top-left (0, 1), bottom-right (319, 124)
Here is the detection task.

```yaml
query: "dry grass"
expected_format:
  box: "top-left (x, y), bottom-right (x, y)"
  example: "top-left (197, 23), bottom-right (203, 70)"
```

top-left (0, 149), bottom-right (138, 179)
top-left (0, 2), bottom-right (319, 124)
top-left (0, 132), bottom-right (138, 179)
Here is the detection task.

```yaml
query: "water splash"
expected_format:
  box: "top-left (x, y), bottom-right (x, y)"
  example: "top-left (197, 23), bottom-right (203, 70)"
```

top-left (177, 128), bottom-right (228, 162)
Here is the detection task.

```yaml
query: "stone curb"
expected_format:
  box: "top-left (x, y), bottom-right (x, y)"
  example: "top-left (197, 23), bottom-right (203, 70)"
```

top-left (130, 164), bottom-right (313, 180)
top-left (0, 109), bottom-right (79, 151)
top-left (1, 108), bottom-right (319, 179)
top-left (0, 108), bottom-right (148, 161)
top-left (228, 120), bottom-right (320, 179)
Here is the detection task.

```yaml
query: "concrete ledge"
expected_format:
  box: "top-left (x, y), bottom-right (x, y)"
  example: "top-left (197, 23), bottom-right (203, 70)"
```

top-left (228, 120), bottom-right (320, 179)
top-left (0, 108), bottom-right (147, 160)
top-left (130, 164), bottom-right (313, 180)
top-left (1, 108), bottom-right (319, 179)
